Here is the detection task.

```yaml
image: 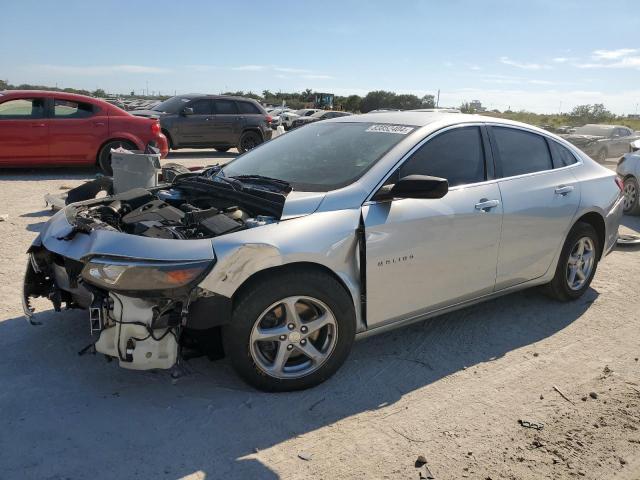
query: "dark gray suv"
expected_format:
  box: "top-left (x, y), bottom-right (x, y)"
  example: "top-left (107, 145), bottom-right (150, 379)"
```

top-left (131, 94), bottom-right (272, 153)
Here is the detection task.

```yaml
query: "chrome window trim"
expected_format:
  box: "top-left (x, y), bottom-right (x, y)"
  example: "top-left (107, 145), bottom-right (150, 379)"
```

top-left (364, 121), bottom-right (583, 204)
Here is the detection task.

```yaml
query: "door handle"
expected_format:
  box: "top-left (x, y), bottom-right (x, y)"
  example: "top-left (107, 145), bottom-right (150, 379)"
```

top-left (554, 185), bottom-right (574, 195)
top-left (475, 199), bottom-right (500, 211)
top-left (31, 123), bottom-right (46, 128)
top-left (92, 122), bottom-right (105, 127)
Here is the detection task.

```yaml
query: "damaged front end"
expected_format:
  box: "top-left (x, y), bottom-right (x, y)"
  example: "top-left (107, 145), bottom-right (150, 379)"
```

top-left (23, 170), bottom-right (290, 370)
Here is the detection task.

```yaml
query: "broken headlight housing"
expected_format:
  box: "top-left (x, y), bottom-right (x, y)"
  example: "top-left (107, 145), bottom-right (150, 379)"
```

top-left (81, 257), bottom-right (212, 291)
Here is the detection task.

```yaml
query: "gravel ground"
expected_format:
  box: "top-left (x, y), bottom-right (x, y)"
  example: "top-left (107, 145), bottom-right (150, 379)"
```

top-left (1, 153), bottom-right (639, 480)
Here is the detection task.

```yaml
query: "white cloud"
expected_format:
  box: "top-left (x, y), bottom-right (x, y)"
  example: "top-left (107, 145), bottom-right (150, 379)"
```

top-left (592, 48), bottom-right (638, 60)
top-left (499, 56), bottom-right (551, 70)
top-left (300, 74), bottom-right (334, 80)
top-left (468, 64), bottom-right (482, 71)
top-left (552, 57), bottom-right (569, 63)
top-left (274, 67), bottom-right (312, 74)
top-left (35, 64), bottom-right (171, 75)
top-left (231, 65), bottom-right (267, 71)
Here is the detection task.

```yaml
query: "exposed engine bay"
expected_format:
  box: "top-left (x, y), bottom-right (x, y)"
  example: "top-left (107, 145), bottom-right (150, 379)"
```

top-left (65, 171), bottom-right (291, 240)
top-left (24, 170), bottom-right (292, 371)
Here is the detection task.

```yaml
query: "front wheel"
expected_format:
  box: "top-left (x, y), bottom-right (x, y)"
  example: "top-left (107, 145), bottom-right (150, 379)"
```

top-left (622, 176), bottom-right (640, 215)
top-left (237, 131), bottom-right (263, 153)
top-left (544, 222), bottom-right (600, 301)
top-left (223, 270), bottom-right (356, 391)
top-left (97, 140), bottom-right (136, 175)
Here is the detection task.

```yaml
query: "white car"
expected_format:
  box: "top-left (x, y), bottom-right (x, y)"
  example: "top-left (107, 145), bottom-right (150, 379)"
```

top-left (617, 139), bottom-right (640, 215)
top-left (269, 108), bottom-right (300, 130)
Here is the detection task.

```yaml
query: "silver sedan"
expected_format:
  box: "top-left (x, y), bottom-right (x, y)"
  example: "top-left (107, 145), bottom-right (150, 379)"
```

top-left (24, 112), bottom-right (624, 391)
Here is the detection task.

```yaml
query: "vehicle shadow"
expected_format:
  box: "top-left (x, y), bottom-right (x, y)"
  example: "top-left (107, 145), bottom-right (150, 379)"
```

top-left (0, 167), bottom-right (96, 182)
top-left (0, 287), bottom-right (597, 479)
top-left (166, 150), bottom-right (237, 160)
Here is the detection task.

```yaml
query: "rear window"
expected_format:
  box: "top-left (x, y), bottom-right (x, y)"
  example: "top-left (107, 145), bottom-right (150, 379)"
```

top-left (493, 127), bottom-right (553, 177)
top-left (0, 98), bottom-right (45, 118)
top-left (237, 101), bottom-right (261, 114)
top-left (214, 100), bottom-right (238, 114)
top-left (548, 140), bottom-right (578, 168)
top-left (54, 99), bottom-right (94, 118)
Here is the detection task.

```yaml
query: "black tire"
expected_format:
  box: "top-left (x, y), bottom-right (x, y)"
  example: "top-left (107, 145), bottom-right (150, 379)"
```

top-left (544, 222), bottom-right (600, 301)
top-left (97, 140), bottom-right (136, 175)
top-left (162, 130), bottom-right (174, 149)
top-left (223, 270), bottom-right (356, 392)
top-left (237, 131), bottom-right (262, 153)
top-left (596, 148), bottom-right (607, 163)
top-left (622, 176), bottom-right (640, 215)
top-left (214, 147), bottom-right (231, 152)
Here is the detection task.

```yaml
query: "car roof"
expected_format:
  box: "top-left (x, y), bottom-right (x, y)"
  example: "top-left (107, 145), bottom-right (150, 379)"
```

top-left (328, 111), bottom-right (549, 131)
top-left (0, 89), bottom-right (101, 103)
top-left (179, 93), bottom-right (260, 102)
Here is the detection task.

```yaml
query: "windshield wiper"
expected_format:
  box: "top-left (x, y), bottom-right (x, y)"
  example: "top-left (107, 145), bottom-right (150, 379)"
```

top-left (229, 175), bottom-right (291, 192)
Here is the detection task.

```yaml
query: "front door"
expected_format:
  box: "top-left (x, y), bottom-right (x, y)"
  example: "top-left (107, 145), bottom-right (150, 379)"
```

top-left (364, 125), bottom-right (503, 328)
top-left (0, 97), bottom-right (48, 166)
top-left (176, 99), bottom-right (215, 146)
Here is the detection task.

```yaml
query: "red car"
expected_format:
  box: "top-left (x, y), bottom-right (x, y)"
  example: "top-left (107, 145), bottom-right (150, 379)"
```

top-left (0, 90), bottom-right (168, 173)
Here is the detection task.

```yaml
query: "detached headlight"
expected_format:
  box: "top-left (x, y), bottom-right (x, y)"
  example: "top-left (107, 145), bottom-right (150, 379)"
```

top-left (81, 257), bottom-right (212, 291)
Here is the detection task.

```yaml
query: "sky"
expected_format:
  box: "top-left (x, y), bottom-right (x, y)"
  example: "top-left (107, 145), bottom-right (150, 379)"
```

top-left (1, 0), bottom-right (639, 114)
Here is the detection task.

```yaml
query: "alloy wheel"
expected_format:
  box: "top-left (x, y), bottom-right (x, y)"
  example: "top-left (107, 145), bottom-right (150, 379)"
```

top-left (249, 296), bottom-right (338, 379)
top-left (623, 180), bottom-right (637, 211)
top-left (566, 237), bottom-right (595, 291)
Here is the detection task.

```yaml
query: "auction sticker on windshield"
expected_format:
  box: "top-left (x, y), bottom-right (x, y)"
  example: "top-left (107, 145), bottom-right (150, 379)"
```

top-left (366, 124), bottom-right (414, 134)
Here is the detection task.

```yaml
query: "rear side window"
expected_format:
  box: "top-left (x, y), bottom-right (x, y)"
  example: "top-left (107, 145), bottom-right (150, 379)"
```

top-left (400, 126), bottom-right (486, 187)
top-left (189, 99), bottom-right (213, 115)
top-left (214, 100), bottom-right (238, 114)
top-left (548, 140), bottom-right (578, 168)
top-left (237, 101), bottom-right (261, 114)
top-left (54, 99), bottom-right (94, 118)
top-left (0, 98), bottom-right (45, 118)
top-left (492, 127), bottom-right (552, 177)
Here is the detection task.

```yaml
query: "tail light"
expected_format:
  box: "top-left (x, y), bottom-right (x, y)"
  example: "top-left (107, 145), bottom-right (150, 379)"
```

top-left (151, 121), bottom-right (161, 136)
top-left (615, 177), bottom-right (624, 191)
top-left (266, 115), bottom-right (272, 124)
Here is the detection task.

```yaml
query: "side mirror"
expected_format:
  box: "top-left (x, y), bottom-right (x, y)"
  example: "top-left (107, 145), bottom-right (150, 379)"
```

top-left (373, 175), bottom-right (449, 202)
top-left (182, 107), bottom-right (194, 116)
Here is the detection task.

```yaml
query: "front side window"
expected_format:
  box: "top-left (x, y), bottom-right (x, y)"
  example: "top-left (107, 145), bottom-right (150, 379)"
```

top-left (214, 100), bottom-right (238, 114)
top-left (399, 126), bottom-right (486, 187)
top-left (54, 99), bottom-right (94, 118)
top-left (493, 127), bottom-right (552, 177)
top-left (548, 140), bottom-right (578, 168)
top-left (189, 99), bottom-right (213, 115)
top-left (0, 98), bottom-right (45, 119)
top-left (222, 122), bottom-right (413, 191)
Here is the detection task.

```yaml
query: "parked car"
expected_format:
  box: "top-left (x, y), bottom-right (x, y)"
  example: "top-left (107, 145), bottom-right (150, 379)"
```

top-left (560, 124), bottom-right (639, 162)
top-left (617, 139), bottom-right (640, 215)
top-left (131, 94), bottom-right (272, 153)
top-left (24, 113), bottom-right (624, 391)
top-left (295, 108), bottom-right (321, 117)
top-left (0, 90), bottom-right (168, 173)
top-left (290, 110), bottom-right (351, 129)
top-left (268, 108), bottom-right (300, 130)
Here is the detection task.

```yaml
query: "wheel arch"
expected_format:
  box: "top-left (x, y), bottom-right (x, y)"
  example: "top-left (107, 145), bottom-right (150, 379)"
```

top-left (573, 211), bottom-right (606, 260)
top-left (161, 128), bottom-right (174, 149)
top-left (95, 136), bottom-right (141, 164)
top-left (241, 127), bottom-right (264, 141)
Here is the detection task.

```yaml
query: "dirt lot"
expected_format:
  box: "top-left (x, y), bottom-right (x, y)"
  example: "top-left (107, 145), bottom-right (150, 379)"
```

top-left (1, 152), bottom-right (639, 480)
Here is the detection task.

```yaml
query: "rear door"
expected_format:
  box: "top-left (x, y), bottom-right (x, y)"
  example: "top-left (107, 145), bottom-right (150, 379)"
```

top-left (0, 96), bottom-right (48, 166)
top-left (49, 98), bottom-right (107, 164)
top-left (210, 99), bottom-right (243, 145)
top-left (489, 126), bottom-right (581, 290)
top-left (176, 98), bottom-right (215, 146)
top-left (612, 127), bottom-right (634, 156)
top-left (364, 125), bottom-right (503, 328)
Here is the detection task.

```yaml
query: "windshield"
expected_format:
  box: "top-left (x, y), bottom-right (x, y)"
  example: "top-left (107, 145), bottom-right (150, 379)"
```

top-left (573, 125), bottom-right (613, 136)
top-left (221, 122), bottom-right (414, 192)
top-left (151, 96), bottom-right (192, 113)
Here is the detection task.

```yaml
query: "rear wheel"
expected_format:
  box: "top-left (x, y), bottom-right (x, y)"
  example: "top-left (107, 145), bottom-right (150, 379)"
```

top-left (622, 176), bottom-right (640, 215)
top-left (237, 131), bottom-right (262, 153)
top-left (223, 270), bottom-right (355, 391)
top-left (97, 140), bottom-right (136, 175)
top-left (544, 222), bottom-right (600, 301)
